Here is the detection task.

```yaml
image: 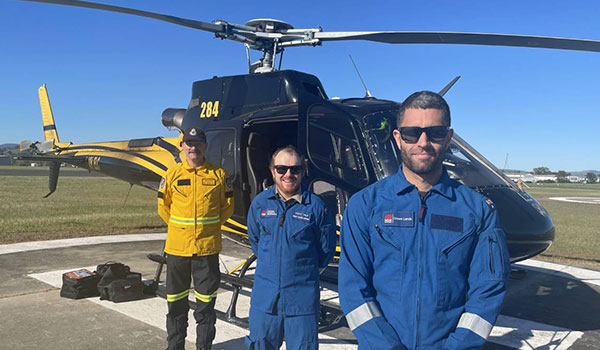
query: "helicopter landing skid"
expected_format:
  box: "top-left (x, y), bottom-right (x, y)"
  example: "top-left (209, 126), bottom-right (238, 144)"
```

top-left (148, 253), bottom-right (345, 329)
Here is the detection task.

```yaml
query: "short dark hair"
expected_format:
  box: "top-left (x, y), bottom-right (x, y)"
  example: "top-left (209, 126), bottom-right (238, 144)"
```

top-left (269, 145), bottom-right (305, 169)
top-left (397, 91), bottom-right (451, 127)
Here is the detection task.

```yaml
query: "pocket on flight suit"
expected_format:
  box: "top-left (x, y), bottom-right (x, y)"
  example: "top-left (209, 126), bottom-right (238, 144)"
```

top-left (372, 223), bottom-right (405, 288)
top-left (437, 228), bottom-right (476, 308)
top-left (487, 228), bottom-right (507, 281)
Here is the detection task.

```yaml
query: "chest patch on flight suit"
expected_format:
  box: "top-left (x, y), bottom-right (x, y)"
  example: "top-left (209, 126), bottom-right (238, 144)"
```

top-left (292, 211), bottom-right (311, 222)
top-left (260, 208), bottom-right (278, 218)
top-left (382, 211), bottom-right (414, 227)
top-left (202, 178), bottom-right (217, 186)
top-left (431, 214), bottom-right (463, 233)
top-left (177, 179), bottom-right (190, 186)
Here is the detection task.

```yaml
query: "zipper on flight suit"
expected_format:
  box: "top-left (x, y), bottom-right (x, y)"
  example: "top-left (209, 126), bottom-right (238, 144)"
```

top-left (193, 168), bottom-right (200, 254)
top-left (415, 191), bottom-right (430, 350)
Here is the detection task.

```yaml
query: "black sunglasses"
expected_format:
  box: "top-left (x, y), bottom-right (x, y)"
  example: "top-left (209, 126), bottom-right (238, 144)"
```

top-left (273, 165), bottom-right (304, 175)
top-left (399, 126), bottom-right (449, 143)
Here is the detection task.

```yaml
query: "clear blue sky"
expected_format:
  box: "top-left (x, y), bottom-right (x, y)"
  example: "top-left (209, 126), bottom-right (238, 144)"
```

top-left (1, 0), bottom-right (599, 172)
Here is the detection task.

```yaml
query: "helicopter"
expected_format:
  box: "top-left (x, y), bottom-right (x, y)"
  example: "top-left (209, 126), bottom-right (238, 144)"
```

top-left (11, 0), bottom-right (600, 326)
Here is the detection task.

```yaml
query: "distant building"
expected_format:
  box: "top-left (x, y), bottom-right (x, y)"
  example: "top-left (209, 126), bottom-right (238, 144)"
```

top-left (503, 171), bottom-right (557, 183)
top-left (0, 155), bottom-right (12, 166)
top-left (567, 175), bottom-right (585, 183)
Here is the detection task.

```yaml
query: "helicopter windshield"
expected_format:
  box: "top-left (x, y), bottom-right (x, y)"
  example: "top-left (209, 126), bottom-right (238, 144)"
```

top-left (363, 111), bottom-right (514, 188)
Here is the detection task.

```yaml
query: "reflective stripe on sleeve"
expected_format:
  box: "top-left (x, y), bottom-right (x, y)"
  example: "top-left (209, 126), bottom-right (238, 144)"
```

top-left (456, 312), bottom-right (493, 340)
top-left (169, 215), bottom-right (220, 226)
top-left (167, 289), bottom-right (190, 303)
top-left (345, 301), bottom-right (383, 331)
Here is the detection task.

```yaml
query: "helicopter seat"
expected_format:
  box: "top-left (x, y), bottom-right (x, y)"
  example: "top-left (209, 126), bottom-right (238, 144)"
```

top-left (246, 132), bottom-right (272, 197)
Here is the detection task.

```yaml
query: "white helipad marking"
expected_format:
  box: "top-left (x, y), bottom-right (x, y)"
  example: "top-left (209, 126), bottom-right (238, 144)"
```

top-left (29, 257), bottom-right (356, 349)
top-left (9, 234), bottom-right (597, 349)
top-left (0, 233), bottom-right (166, 255)
top-left (515, 259), bottom-right (600, 287)
top-left (549, 197), bottom-right (600, 205)
top-left (490, 315), bottom-right (583, 350)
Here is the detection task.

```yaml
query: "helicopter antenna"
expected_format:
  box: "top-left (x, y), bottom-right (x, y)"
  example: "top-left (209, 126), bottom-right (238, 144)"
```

top-left (349, 55), bottom-right (373, 98)
top-left (439, 76), bottom-right (461, 96)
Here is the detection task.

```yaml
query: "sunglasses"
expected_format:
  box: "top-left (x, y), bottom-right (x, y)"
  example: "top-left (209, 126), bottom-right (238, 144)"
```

top-left (273, 165), bottom-right (304, 175)
top-left (399, 126), bottom-right (449, 143)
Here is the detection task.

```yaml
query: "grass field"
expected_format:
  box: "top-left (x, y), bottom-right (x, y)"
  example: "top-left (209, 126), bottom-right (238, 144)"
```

top-left (1, 168), bottom-right (599, 267)
top-left (523, 183), bottom-right (600, 266)
top-left (0, 170), bottom-right (165, 243)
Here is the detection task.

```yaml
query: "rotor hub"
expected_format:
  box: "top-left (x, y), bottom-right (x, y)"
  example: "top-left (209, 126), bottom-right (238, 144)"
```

top-left (245, 19), bottom-right (293, 33)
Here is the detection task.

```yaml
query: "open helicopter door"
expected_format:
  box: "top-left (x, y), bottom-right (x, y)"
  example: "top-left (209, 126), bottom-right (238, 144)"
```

top-left (298, 93), bottom-right (371, 188)
top-left (298, 92), bottom-right (372, 220)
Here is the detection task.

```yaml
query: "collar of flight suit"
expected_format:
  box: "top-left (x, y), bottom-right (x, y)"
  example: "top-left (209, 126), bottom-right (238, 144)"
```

top-left (181, 157), bottom-right (211, 174)
top-left (266, 185), bottom-right (311, 206)
top-left (393, 165), bottom-right (455, 200)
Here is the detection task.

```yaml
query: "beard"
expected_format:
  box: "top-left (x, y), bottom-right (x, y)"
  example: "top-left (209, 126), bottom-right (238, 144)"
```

top-left (400, 145), bottom-right (445, 175)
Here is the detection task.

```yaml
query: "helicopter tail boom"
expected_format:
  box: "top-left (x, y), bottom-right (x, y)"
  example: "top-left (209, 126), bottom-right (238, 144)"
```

top-left (39, 84), bottom-right (60, 144)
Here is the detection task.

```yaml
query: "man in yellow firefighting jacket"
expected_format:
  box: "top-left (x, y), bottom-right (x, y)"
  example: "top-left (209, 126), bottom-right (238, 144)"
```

top-left (157, 127), bottom-right (234, 350)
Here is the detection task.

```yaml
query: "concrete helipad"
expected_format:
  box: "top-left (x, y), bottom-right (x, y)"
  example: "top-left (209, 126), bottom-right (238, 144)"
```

top-left (1, 233), bottom-right (599, 350)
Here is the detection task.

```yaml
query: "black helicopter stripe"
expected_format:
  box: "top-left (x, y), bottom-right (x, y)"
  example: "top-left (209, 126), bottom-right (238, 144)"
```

top-left (155, 138), bottom-right (181, 163)
top-left (44, 124), bottom-right (56, 131)
top-left (65, 145), bottom-right (168, 171)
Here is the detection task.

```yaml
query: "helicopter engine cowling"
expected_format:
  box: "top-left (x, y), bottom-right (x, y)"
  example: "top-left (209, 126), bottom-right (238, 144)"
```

top-left (161, 108), bottom-right (186, 130)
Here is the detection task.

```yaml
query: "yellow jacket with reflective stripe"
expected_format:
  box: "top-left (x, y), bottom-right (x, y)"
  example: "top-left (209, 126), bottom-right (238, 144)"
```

top-left (157, 159), bottom-right (234, 257)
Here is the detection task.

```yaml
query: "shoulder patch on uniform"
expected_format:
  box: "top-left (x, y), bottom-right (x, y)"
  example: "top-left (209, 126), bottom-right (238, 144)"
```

top-left (485, 199), bottom-right (495, 210)
top-left (382, 211), bottom-right (414, 227)
top-left (159, 177), bottom-right (166, 190)
top-left (260, 208), bottom-right (278, 218)
top-left (202, 178), bottom-right (217, 186)
top-left (225, 176), bottom-right (233, 188)
top-left (431, 213), bottom-right (463, 233)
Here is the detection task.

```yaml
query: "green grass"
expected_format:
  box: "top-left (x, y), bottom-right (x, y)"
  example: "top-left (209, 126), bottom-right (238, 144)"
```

top-left (1, 173), bottom-right (599, 268)
top-left (0, 175), bottom-right (165, 243)
top-left (525, 183), bottom-right (600, 266)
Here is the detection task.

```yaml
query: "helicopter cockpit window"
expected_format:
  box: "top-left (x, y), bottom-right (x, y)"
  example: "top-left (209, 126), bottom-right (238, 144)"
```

top-left (362, 111), bottom-right (511, 189)
top-left (363, 110), bottom-right (400, 177)
top-left (204, 129), bottom-right (235, 176)
top-left (307, 105), bottom-right (368, 187)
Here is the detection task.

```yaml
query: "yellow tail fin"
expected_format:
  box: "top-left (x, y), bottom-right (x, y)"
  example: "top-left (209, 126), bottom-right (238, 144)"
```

top-left (39, 84), bottom-right (60, 143)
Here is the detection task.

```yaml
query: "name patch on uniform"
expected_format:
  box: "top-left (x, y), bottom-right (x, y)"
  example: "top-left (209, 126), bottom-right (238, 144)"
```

top-left (260, 208), bottom-right (278, 218)
top-left (382, 211), bottom-right (414, 227)
top-left (177, 179), bottom-right (190, 186)
top-left (431, 214), bottom-right (463, 233)
top-left (292, 211), bottom-right (311, 222)
top-left (202, 178), bottom-right (217, 186)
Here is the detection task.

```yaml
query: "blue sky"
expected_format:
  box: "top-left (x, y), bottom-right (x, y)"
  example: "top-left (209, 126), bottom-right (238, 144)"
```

top-left (1, 0), bottom-right (599, 172)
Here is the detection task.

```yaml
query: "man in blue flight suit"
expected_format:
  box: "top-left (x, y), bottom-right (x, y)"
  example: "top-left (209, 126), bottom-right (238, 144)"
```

top-left (245, 145), bottom-right (336, 350)
top-left (339, 91), bottom-right (510, 350)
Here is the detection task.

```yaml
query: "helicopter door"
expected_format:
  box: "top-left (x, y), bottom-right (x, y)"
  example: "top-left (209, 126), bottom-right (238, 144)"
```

top-left (298, 93), bottom-right (370, 191)
top-left (203, 124), bottom-right (245, 221)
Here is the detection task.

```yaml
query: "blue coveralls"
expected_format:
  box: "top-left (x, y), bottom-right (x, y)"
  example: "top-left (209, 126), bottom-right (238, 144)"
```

top-left (245, 186), bottom-right (336, 350)
top-left (339, 167), bottom-right (510, 350)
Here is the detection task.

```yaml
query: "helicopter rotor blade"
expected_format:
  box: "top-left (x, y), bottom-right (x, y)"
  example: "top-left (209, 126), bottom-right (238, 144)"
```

top-left (314, 31), bottom-right (600, 53)
top-left (17, 0), bottom-right (226, 33)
